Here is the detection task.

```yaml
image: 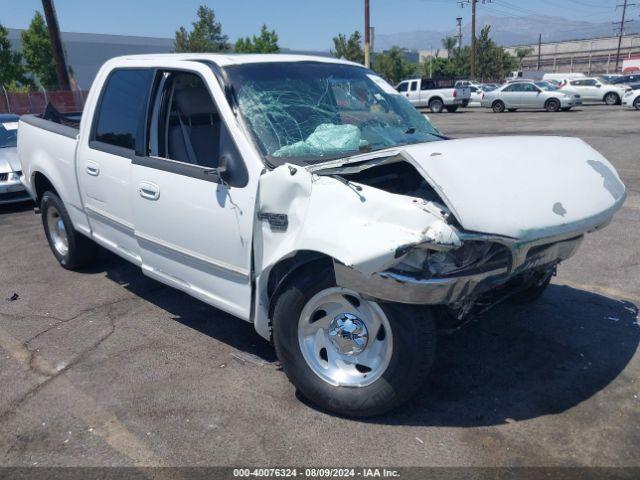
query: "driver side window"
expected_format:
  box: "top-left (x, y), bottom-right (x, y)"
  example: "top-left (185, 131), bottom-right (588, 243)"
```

top-left (149, 72), bottom-right (221, 168)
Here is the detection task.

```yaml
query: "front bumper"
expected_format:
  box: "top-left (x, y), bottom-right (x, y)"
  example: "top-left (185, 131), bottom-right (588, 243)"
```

top-left (0, 176), bottom-right (30, 205)
top-left (335, 233), bottom-right (584, 306)
top-left (622, 96), bottom-right (637, 109)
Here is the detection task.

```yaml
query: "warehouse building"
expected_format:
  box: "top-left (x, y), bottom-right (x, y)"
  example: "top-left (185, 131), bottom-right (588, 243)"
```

top-left (504, 35), bottom-right (640, 75)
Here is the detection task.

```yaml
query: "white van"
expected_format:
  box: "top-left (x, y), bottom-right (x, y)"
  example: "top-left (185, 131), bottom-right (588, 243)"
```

top-left (542, 72), bottom-right (585, 84)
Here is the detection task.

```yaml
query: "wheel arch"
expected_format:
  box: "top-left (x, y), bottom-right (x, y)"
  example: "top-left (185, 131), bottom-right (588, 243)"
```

top-left (252, 249), bottom-right (336, 341)
top-left (32, 170), bottom-right (59, 204)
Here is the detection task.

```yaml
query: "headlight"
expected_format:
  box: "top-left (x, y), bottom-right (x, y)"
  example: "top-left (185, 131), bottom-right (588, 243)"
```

top-left (8, 171), bottom-right (21, 181)
top-left (394, 242), bottom-right (509, 277)
top-left (427, 242), bottom-right (495, 276)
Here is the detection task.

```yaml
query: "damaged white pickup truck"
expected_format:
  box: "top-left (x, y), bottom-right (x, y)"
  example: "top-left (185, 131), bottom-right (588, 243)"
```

top-left (18, 54), bottom-right (626, 416)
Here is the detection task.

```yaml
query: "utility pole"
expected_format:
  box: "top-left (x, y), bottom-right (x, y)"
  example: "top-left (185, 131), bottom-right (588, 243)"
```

top-left (537, 33), bottom-right (542, 70)
top-left (458, 0), bottom-right (491, 80)
top-left (456, 17), bottom-right (463, 55)
top-left (614, 0), bottom-right (635, 71)
top-left (41, 0), bottom-right (71, 90)
top-left (364, 0), bottom-right (371, 68)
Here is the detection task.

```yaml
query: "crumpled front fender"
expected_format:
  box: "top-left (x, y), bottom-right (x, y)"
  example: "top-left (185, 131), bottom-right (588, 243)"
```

top-left (251, 164), bottom-right (460, 339)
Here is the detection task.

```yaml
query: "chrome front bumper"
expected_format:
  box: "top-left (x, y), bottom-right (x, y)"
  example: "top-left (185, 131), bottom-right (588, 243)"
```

top-left (335, 233), bottom-right (584, 306)
top-left (0, 177), bottom-right (30, 205)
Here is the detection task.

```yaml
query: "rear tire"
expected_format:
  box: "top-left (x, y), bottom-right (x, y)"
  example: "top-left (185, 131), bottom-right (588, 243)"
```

top-left (272, 265), bottom-right (437, 417)
top-left (429, 98), bottom-right (444, 113)
top-left (41, 191), bottom-right (99, 270)
top-left (604, 92), bottom-right (620, 106)
top-left (492, 100), bottom-right (505, 113)
top-left (545, 99), bottom-right (561, 112)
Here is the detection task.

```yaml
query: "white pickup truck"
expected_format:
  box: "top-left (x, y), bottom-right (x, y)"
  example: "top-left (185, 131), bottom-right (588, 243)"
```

top-left (396, 78), bottom-right (471, 113)
top-left (18, 54), bottom-right (625, 417)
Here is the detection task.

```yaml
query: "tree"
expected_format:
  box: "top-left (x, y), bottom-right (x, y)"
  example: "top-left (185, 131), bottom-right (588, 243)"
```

top-left (441, 36), bottom-right (458, 59)
top-left (331, 31), bottom-right (364, 64)
top-left (20, 11), bottom-right (57, 88)
top-left (174, 5), bottom-right (230, 53)
top-left (0, 23), bottom-right (28, 88)
top-left (475, 26), bottom-right (516, 81)
top-left (515, 47), bottom-right (534, 68)
top-left (234, 24), bottom-right (279, 53)
top-left (372, 47), bottom-right (416, 85)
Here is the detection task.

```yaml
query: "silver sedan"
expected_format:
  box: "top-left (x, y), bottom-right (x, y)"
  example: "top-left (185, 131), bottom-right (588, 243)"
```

top-left (0, 114), bottom-right (30, 205)
top-left (481, 81), bottom-right (581, 113)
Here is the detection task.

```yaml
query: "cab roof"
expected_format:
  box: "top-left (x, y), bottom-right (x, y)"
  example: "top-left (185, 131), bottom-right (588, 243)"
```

top-left (112, 53), bottom-right (363, 68)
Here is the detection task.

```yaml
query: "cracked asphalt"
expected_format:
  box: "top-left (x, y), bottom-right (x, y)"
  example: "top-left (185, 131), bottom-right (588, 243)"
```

top-left (1, 105), bottom-right (639, 467)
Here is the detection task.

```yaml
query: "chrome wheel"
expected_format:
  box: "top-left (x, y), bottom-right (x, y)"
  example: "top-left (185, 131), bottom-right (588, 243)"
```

top-left (46, 206), bottom-right (69, 257)
top-left (298, 287), bottom-right (393, 387)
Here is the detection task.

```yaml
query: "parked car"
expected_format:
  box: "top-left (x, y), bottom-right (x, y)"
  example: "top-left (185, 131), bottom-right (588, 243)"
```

top-left (621, 85), bottom-right (640, 110)
top-left (611, 74), bottom-right (640, 86)
top-left (18, 54), bottom-right (626, 417)
top-left (396, 78), bottom-right (471, 113)
top-left (542, 72), bottom-right (585, 84)
top-left (0, 114), bottom-right (30, 205)
top-left (534, 80), bottom-right (559, 91)
top-left (560, 77), bottom-right (631, 105)
top-left (467, 84), bottom-right (499, 107)
top-left (482, 81), bottom-right (581, 112)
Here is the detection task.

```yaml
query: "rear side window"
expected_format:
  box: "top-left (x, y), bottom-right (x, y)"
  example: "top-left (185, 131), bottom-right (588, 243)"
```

top-left (93, 69), bottom-right (153, 150)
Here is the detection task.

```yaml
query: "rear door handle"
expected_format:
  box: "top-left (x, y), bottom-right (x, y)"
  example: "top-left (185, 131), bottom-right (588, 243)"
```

top-left (138, 181), bottom-right (160, 201)
top-left (86, 161), bottom-right (100, 176)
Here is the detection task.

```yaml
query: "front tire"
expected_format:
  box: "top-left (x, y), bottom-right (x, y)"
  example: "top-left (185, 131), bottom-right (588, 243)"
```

top-left (272, 265), bottom-right (437, 417)
top-left (634, 97), bottom-right (640, 110)
top-left (492, 100), bottom-right (506, 113)
top-left (604, 92), bottom-right (620, 105)
top-left (41, 191), bottom-right (98, 270)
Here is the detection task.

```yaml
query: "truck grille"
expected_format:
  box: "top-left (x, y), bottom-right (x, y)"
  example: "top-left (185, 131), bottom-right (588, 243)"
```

top-left (0, 173), bottom-right (8, 182)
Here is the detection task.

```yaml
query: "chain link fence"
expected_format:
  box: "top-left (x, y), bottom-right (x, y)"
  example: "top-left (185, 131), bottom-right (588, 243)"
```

top-left (0, 86), bottom-right (89, 115)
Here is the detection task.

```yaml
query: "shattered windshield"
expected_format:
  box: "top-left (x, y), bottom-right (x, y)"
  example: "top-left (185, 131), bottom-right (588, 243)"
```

top-left (223, 62), bottom-right (443, 166)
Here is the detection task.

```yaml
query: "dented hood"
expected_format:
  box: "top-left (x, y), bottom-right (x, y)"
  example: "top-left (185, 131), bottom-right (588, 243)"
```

top-left (402, 136), bottom-right (626, 240)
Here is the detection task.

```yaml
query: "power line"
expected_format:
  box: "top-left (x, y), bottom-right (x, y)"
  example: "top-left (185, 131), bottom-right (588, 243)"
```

top-left (614, 0), bottom-right (636, 70)
top-left (458, 0), bottom-right (492, 79)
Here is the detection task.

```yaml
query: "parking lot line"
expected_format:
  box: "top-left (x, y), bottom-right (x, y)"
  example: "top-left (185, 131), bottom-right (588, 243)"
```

top-left (0, 325), bottom-right (166, 469)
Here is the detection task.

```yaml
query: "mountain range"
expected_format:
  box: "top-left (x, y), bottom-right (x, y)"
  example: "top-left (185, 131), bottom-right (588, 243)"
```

top-left (374, 15), bottom-right (640, 51)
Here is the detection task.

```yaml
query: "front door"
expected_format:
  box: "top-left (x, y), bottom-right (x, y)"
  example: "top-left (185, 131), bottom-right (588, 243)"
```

top-left (131, 66), bottom-right (255, 320)
top-left (519, 83), bottom-right (543, 108)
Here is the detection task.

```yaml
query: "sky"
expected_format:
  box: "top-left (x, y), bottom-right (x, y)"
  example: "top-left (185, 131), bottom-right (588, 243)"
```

top-left (1, 0), bottom-right (631, 51)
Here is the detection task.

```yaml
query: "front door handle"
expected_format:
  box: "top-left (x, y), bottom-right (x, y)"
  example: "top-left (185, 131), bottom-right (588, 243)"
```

top-left (86, 161), bottom-right (100, 176)
top-left (138, 181), bottom-right (160, 201)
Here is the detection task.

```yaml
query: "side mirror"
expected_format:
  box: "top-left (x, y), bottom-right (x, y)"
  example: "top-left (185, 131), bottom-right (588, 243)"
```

top-left (204, 154), bottom-right (229, 181)
top-left (596, 84), bottom-right (602, 88)
top-left (217, 154), bottom-right (229, 174)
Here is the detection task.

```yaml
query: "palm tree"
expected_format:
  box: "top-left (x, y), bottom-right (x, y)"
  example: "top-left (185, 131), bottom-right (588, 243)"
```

top-left (441, 36), bottom-right (458, 59)
top-left (515, 47), bottom-right (534, 68)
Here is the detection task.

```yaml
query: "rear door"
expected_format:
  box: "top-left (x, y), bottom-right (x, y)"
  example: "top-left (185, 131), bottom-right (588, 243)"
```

top-left (407, 80), bottom-right (421, 105)
top-left (77, 68), bottom-right (154, 264)
top-left (130, 63), bottom-right (255, 320)
top-left (500, 83), bottom-right (522, 107)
